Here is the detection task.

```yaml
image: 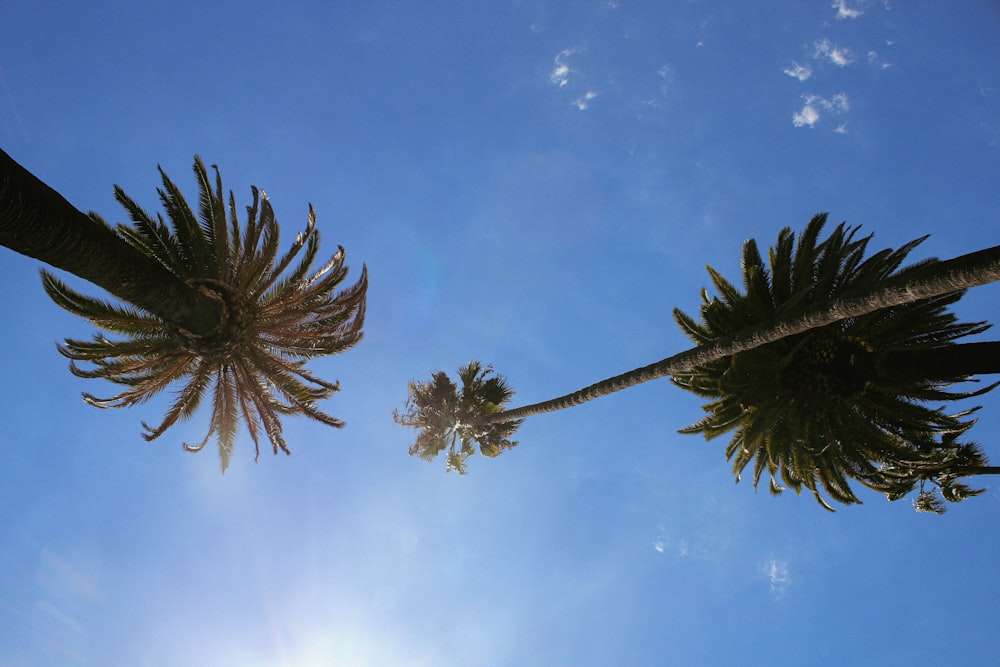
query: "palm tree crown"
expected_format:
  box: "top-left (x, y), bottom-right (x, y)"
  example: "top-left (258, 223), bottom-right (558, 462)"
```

top-left (394, 361), bottom-right (521, 474)
top-left (671, 214), bottom-right (996, 510)
top-left (44, 157), bottom-right (367, 471)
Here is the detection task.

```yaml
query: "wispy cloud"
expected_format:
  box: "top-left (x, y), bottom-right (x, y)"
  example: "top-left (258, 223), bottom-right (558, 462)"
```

top-left (793, 92), bottom-right (850, 128)
top-left (652, 532), bottom-right (692, 559)
top-left (814, 39), bottom-right (854, 67)
top-left (574, 91), bottom-right (598, 110)
top-left (547, 48), bottom-right (677, 115)
top-left (825, 92), bottom-right (850, 112)
top-left (867, 50), bottom-right (894, 69)
top-left (784, 61), bottom-right (813, 81)
top-left (764, 558), bottom-right (791, 594)
top-left (548, 48), bottom-right (603, 111)
top-left (550, 48), bottom-right (578, 88)
top-left (832, 0), bottom-right (864, 19)
top-left (641, 64), bottom-right (673, 108)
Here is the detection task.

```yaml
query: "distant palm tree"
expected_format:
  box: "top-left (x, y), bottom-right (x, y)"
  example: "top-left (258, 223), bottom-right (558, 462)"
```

top-left (1, 149), bottom-right (367, 471)
top-left (396, 215), bottom-right (1000, 510)
top-left (394, 361), bottom-right (521, 474)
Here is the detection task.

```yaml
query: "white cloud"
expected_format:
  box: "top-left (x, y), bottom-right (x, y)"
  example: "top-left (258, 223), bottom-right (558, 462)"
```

top-left (834, 123), bottom-right (849, 134)
top-left (830, 49), bottom-right (853, 67)
top-left (792, 92), bottom-right (849, 128)
top-left (764, 559), bottom-right (791, 594)
top-left (814, 39), bottom-right (854, 67)
top-left (550, 48), bottom-right (578, 87)
top-left (826, 92), bottom-right (850, 112)
top-left (832, 0), bottom-right (864, 19)
top-left (545, 49), bottom-right (605, 111)
top-left (793, 104), bottom-right (820, 128)
top-left (868, 50), bottom-right (894, 69)
top-left (784, 61), bottom-right (812, 81)
top-left (574, 91), bottom-right (598, 110)
top-left (652, 535), bottom-right (690, 558)
top-left (550, 65), bottom-right (570, 87)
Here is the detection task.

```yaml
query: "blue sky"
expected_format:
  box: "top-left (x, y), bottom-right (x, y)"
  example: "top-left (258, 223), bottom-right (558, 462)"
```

top-left (1, 1), bottom-right (999, 665)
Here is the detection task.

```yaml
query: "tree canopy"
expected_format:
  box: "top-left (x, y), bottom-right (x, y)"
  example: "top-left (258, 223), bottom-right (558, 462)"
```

top-left (672, 214), bottom-right (998, 510)
top-left (43, 157), bottom-right (367, 471)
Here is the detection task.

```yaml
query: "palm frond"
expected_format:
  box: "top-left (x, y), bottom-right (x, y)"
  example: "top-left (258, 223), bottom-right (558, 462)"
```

top-left (673, 214), bottom-right (995, 511)
top-left (43, 157), bottom-right (367, 471)
top-left (193, 158), bottom-right (229, 277)
top-left (113, 186), bottom-right (187, 272)
top-left (41, 270), bottom-right (163, 334)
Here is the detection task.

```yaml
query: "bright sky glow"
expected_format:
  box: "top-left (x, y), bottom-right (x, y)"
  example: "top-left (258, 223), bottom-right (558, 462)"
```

top-left (2, 2), bottom-right (999, 665)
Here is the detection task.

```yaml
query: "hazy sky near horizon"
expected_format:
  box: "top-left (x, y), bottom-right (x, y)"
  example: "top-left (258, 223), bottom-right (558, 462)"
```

top-left (2, 2), bottom-right (999, 665)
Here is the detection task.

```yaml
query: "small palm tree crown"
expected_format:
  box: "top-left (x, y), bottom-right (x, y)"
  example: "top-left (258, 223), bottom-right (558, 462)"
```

top-left (671, 214), bottom-right (996, 510)
top-left (394, 361), bottom-right (522, 474)
top-left (43, 157), bottom-right (367, 471)
top-left (863, 430), bottom-right (990, 514)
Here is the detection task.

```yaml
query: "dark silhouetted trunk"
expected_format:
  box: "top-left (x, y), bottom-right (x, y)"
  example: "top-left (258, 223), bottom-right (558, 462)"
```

top-left (472, 246), bottom-right (1000, 425)
top-left (0, 148), bottom-right (224, 337)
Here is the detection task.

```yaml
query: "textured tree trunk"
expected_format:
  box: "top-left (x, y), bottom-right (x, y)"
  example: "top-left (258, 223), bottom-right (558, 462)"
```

top-left (0, 148), bottom-right (223, 337)
top-left (473, 244), bottom-right (1000, 425)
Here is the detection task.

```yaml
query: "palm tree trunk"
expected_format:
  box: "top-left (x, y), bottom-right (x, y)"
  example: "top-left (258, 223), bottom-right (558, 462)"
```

top-left (473, 243), bottom-right (1000, 425)
top-left (0, 148), bottom-right (224, 337)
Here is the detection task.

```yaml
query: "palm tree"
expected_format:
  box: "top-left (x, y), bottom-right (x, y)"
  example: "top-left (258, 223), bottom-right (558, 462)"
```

top-left (2, 149), bottom-right (367, 471)
top-left (2, 148), bottom-right (224, 336)
top-left (394, 361), bottom-right (521, 474)
top-left (396, 215), bottom-right (1000, 509)
top-left (671, 215), bottom-right (1000, 509)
